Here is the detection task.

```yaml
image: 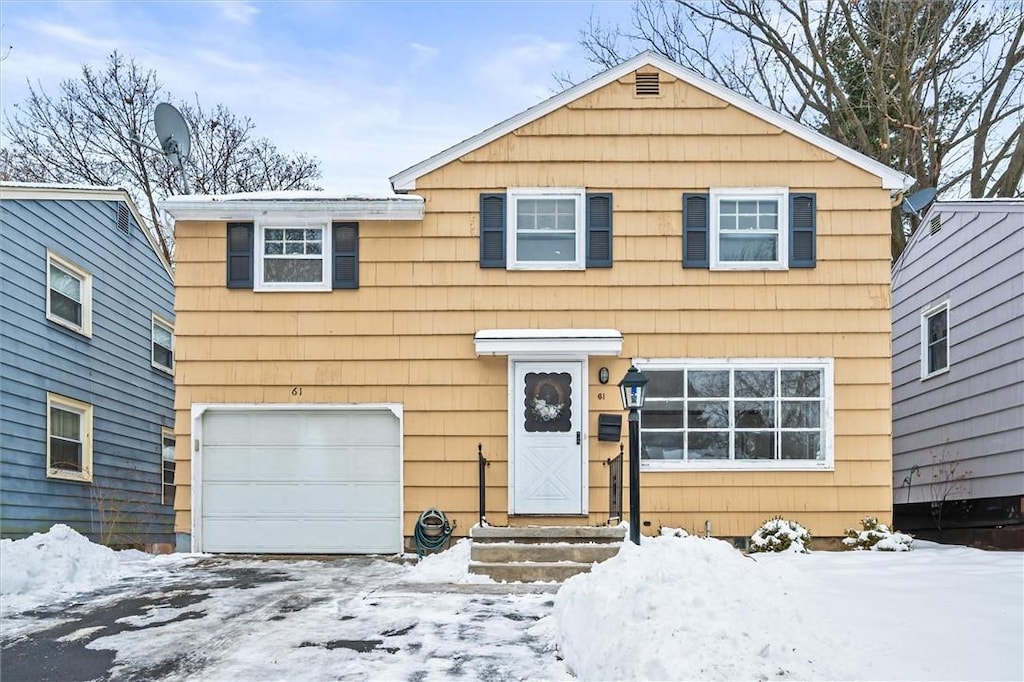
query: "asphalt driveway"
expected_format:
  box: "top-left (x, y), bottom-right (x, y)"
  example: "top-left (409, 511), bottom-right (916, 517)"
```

top-left (0, 556), bottom-right (570, 681)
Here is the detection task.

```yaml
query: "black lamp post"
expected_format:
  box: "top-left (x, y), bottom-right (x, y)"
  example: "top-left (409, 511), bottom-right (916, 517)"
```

top-left (618, 365), bottom-right (649, 545)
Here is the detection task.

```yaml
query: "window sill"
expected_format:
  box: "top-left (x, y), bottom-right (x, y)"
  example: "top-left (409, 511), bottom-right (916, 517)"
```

top-left (253, 284), bottom-right (332, 293)
top-left (47, 468), bottom-right (93, 483)
top-left (641, 461), bottom-right (832, 472)
top-left (152, 362), bottom-right (174, 376)
top-left (710, 263), bottom-right (789, 272)
top-left (507, 263), bottom-right (587, 271)
top-left (46, 314), bottom-right (92, 338)
top-left (921, 367), bottom-right (950, 381)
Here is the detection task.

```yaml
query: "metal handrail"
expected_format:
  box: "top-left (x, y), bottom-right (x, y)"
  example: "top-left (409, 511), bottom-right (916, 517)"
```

top-left (477, 442), bottom-right (490, 525)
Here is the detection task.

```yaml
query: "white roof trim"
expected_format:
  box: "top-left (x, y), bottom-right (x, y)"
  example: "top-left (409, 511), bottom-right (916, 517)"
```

top-left (159, 196), bottom-right (424, 222)
top-left (474, 328), bottom-right (623, 356)
top-left (390, 51), bottom-right (912, 192)
top-left (0, 183), bottom-right (173, 281)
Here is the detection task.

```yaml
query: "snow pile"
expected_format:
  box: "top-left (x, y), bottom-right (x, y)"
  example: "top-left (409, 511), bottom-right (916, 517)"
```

top-left (750, 516), bottom-right (812, 553)
top-left (843, 517), bottom-right (914, 551)
top-left (553, 535), bottom-right (860, 681)
top-left (659, 526), bottom-right (689, 538)
top-left (403, 538), bottom-right (493, 583)
top-left (1, 525), bottom-right (189, 615)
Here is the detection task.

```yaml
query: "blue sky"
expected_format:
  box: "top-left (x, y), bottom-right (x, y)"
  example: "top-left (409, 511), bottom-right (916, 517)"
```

top-left (1, 1), bottom-right (637, 192)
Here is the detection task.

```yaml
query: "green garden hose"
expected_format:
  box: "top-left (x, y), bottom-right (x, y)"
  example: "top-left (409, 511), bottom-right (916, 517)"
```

top-left (413, 507), bottom-right (453, 557)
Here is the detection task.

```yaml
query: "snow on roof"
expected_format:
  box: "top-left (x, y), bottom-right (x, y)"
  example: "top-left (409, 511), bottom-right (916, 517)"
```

top-left (162, 189), bottom-right (423, 203)
top-left (0, 181), bottom-right (126, 193)
top-left (160, 189), bottom-right (425, 222)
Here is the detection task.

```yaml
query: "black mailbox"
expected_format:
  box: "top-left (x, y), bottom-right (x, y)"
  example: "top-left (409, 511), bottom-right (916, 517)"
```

top-left (597, 413), bottom-right (622, 442)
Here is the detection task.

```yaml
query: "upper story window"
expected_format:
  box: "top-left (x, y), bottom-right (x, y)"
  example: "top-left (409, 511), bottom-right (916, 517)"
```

top-left (684, 191), bottom-right (816, 270)
top-left (921, 301), bottom-right (949, 379)
top-left (636, 359), bottom-right (833, 470)
top-left (47, 393), bottom-right (93, 482)
top-left (152, 314), bottom-right (174, 373)
top-left (256, 225), bottom-right (331, 291)
top-left (227, 221), bottom-right (358, 291)
top-left (710, 188), bottom-right (788, 269)
top-left (479, 191), bottom-right (613, 270)
top-left (46, 251), bottom-right (92, 336)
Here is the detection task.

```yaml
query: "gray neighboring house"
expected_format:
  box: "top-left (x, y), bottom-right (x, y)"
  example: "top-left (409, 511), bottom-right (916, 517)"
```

top-left (891, 199), bottom-right (1023, 546)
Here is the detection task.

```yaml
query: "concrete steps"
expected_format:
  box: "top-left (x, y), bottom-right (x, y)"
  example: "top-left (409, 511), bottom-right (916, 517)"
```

top-left (469, 525), bottom-right (625, 583)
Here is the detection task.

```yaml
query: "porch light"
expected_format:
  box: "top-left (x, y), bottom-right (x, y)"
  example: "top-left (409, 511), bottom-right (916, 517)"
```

top-left (618, 365), bottom-right (649, 410)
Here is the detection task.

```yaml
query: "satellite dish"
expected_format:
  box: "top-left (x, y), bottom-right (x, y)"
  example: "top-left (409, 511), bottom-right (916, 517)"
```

top-left (901, 187), bottom-right (937, 217)
top-left (153, 102), bottom-right (192, 194)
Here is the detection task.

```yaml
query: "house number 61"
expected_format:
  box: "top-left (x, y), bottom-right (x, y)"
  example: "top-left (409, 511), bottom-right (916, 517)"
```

top-left (291, 387), bottom-right (303, 396)
top-left (597, 392), bottom-right (606, 400)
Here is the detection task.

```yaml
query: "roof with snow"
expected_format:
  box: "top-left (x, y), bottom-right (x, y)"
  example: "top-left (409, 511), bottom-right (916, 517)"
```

top-left (159, 189), bottom-right (424, 221)
top-left (389, 51), bottom-right (913, 192)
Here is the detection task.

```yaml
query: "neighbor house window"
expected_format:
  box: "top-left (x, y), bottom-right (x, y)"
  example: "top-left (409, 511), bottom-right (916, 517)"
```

top-left (636, 360), bottom-right (833, 469)
top-left (161, 427), bottom-right (175, 505)
top-left (152, 314), bottom-right (174, 373)
top-left (255, 224), bottom-right (330, 291)
top-left (921, 301), bottom-right (949, 378)
top-left (46, 251), bottom-right (92, 336)
top-left (46, 393), bottom-right (93, 482)
top-left (508, 188), bottom-right (586, 269)
top-left (709, 188), bottom-right (788, 270)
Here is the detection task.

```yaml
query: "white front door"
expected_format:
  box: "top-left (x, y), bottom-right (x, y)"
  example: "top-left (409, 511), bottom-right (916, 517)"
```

top-left (511, 361), bottom-right (585, 514)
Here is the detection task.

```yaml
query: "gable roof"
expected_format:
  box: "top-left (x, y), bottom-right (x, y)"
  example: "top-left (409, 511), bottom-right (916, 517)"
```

top-left (390, 51), bottom-right (913, 192)
top-left (0, 182), bottom-right (173, 280)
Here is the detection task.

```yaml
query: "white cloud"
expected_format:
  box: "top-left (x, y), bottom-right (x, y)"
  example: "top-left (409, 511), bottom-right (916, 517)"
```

top-left (215, 1), bottom-right (260, 25)
top-left (476, 36), bottom-right (571, 104)
top-left (29, 20), bottom-right (119, 52)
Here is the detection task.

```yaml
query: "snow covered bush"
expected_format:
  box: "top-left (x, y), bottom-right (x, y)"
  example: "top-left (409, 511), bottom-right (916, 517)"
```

top-left (659, 526), bottom-right (689, 538)
top-left (843, 517), bottom-right (914, 551)
top-left (748, 516), bottom-right (812, 553)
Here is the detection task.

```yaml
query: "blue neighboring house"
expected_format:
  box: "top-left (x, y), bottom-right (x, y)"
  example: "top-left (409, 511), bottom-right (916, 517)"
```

top-left (1, 183), bottom-right (176, 548)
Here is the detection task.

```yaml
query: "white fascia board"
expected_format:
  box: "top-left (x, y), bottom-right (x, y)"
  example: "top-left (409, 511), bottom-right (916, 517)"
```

top-left (474, 328), bottom-right (623, 356)
top-left (159, 197), bottom-right (425, 222)
top-left (390, 51), bottom-right (913, 192)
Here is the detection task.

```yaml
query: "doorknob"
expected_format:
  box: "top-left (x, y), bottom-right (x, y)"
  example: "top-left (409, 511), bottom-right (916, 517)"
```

top-left (576, 431), bottom-right (581, 445)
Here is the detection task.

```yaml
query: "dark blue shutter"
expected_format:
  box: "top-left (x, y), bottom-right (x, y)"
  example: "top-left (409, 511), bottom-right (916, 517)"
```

top-left (682, 193), bottom-right (709, 268)
top-left (226, 222), bottom-right (254, 288)
top-left (332, 222), bottom-right (359, 289)
top-left (789, 193), bottom-right (817, 268)
top-left (479, 193), bottom-right (506, 268)
top-left (586, 193), bottom-right (613, 268)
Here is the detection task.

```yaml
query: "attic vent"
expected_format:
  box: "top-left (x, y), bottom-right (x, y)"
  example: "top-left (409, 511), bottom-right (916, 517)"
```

top-left (929, 215), bottom-right (942, 236)
top-left (635, 72), bottom-right (660, 96)
top-left (117, 203), bottom-right (131, 236)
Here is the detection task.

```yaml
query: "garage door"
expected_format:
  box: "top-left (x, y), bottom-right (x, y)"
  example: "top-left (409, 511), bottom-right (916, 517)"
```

top-left (200, 409), bottom-right (401, 554)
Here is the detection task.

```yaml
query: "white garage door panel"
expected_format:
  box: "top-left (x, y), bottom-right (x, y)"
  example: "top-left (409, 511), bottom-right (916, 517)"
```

top-left (201, 409), bottom-right (402, 554)
top-left (202, 518), bottom-right (402, 553)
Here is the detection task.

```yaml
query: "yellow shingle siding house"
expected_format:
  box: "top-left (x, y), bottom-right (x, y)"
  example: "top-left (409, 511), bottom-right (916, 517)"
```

top-left (162, 52), bottom-right (910, 553)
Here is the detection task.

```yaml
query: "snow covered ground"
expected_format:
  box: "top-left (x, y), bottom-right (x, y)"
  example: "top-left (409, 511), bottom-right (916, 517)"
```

top-left (2, 525), bottom-right (1022, 681)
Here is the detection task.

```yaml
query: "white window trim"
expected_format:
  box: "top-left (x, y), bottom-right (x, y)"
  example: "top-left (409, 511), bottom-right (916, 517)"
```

top-left (920, 300), bottom-right (950, 380)
top-left (46, 251), bottom-right (93, 337)
top-left (46, 393), bottom-right (94, 482)
top-left (254, 221), bottom-right (332, 292)
top-left (633, 357), bottom-right (834, 471)
top-left (161, 426), bottom-right (176, 505)
top-left (507, 187), bottom-right (586, 271)
top-left (709, 187), bottom-right (789, 271)
top-left (151, 313), bottom-right (175, 374)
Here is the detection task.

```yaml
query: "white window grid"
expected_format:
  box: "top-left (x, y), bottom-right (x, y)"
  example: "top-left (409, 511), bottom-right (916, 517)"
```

top-left (152, 313), bottom-right (174, 373)
top-left (709, 188), bottom-right (789, 270)
top-left (635, 359), bottom-right (833, 470)
top-left (507, 187), bottom-right (586, 270)
top-left (920, 300), bottom-right (950, 379)
top-left (254, 223), bottom-right (331, 292)
top-left (46, 393), bottom-right (93, 482)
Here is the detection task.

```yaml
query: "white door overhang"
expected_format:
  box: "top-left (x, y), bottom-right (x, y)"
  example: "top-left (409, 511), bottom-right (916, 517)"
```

top-left (474, 328), bottom-right (623, 356)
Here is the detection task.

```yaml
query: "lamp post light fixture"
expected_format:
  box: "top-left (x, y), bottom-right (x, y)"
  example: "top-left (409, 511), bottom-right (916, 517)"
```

top-left (618, 365), bottom-right (649, 545)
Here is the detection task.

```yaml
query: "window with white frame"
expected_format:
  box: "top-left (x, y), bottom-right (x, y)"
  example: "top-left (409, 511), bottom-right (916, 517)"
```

top-left (46, 393), bottom-right (93, 481)
top-left (637, 360), bottom-right (832, 469)
top-left (161, 427), bottom-right (175, 505)
top-left (151, 314), bottom-right (174, 373)
top-left (255, 224), bottom-right (331, 291)
top-left (921, 301), bottom-right (949, 378)
top-left (710, 188), bottom-right (788, 269)
top-left (46, 251), bottom-right (92, 336)
top-left (508, 188), bottom-right (586, 269)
